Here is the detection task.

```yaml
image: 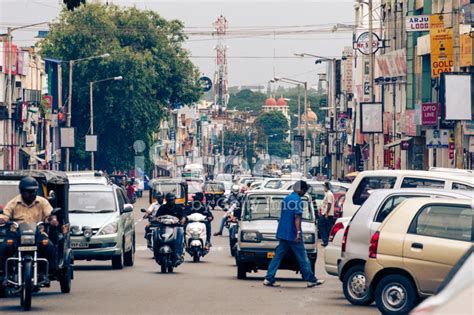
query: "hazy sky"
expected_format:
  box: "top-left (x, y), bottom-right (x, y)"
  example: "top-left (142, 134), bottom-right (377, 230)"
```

top-left (0, 0), bottom-right (354, 89)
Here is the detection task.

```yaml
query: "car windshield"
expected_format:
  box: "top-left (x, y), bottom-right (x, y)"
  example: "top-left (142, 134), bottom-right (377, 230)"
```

top-left (216, 174), bottom-right (232, 182)
top-left (69, 191), bottom-right (116, 213)
top-left (188, 182), bottom-right (203, 194)
top-left (154, 183), bottom-right (182, 196)
top-left (244, 195), bottom-right (312, 221)
top-left (205, 183), bottom-right (225, 192)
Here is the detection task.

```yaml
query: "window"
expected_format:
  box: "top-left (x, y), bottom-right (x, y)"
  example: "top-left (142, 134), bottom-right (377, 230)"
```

top-left (401, 177), bottom-right (444, 189)
top-left (264, 180), bottom-right (282, 189)
top-left (69, 191), bottom-right (116, 214)
top-left (452, 182), bottom-right (474, 191)
top-left (375, 195), bottom-right (427, 223)
top-left (116, 189), bottom-right (126, 210)
top-left (353, 177), bottom-right (397, 205)
top-left (308, 184), bottom-right (325, 201)
top-left (413, 205), bottom-right (472, 242)
top-left (244, 195), bottom-right (312, 221)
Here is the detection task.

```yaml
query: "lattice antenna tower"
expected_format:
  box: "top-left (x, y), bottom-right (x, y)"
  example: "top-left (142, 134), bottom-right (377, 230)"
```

top-left (213, 15), bottom-right (229, 115)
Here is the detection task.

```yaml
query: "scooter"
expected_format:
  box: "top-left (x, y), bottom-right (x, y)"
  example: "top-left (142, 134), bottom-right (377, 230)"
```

top-left (151, 215), bottom-right (183, 273)
top-left (185, 213), bottom-right (209, 263)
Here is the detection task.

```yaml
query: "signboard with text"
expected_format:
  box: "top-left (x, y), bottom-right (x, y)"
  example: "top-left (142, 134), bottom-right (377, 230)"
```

top-left (426, 129), bottom-right (449, 149)
top-left (430, 15), bottom-right (454, 78)
top-left (406, 15), bottom-right (430, 32)
top-left (421, 103), bottom-right (438, 126)
top-left (353, 32), bottom-right (383, 55)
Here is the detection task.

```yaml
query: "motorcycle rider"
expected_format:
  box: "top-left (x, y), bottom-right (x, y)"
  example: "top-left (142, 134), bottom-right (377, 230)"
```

top-left (185, 192), bottom-right (214, 247)
top-left (214, 184), bottom-right (241, 236)
top-left (143, 191), bottom-right (164, 247)
top-left (155, 193), bottom-right (185, 262)
top-left (0, 177), bottom-right (59, 279)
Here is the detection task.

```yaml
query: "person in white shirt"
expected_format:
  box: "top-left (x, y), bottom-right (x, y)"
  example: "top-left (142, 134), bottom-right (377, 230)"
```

top-left (319, 181), bottom-right (334, 247)
top-left (144, 191), bottom-right (164, 247)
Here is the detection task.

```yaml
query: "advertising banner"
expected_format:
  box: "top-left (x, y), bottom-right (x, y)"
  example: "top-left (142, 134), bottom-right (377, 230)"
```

top-left (421, 103), bottom-right (438, 126)
top-left (460, 33), bottom-right (473, 67)
top-left (426, 129), bottom-right (449, 149)
top-left (430, 15), bottom-right (454, 78)
top-left (406, 15), bottom-right (430, 32)
top-left (402, 110), bottom-right (418, 136)
top-left (376, 49), bottom-right (407, 77)
top-left (360, 102), bottom-right (383, 133)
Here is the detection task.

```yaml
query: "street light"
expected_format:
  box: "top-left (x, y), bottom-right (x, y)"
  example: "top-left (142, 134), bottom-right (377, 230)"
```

top-left (65, 53), bottom-right (111, 171)
top-left (89, 76), bottom-right (123, 170)
top-left (272, 76), bottom-right (309, 177)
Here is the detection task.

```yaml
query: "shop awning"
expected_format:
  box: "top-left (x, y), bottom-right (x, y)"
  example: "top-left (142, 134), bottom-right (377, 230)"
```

top-left (384, 137), bottom-right (412, 149)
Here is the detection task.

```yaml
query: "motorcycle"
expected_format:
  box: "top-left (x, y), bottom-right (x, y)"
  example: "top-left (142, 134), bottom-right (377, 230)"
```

top-left (185, 213), bottom-right (209, 263)
top-left (151, 215), bottom-right (183, 273)
top-left (126, 183), bottom-right (137, 204)
top-left (2, 222), bottom-right (51, 311)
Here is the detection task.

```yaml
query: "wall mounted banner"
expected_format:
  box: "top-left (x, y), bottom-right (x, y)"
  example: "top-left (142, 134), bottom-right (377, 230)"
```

top-left (353, 32), bottom-right (383, 55)
top-left (406, 15), bottom-right (430, 32)
top-left (421, 103), bottom-right (438, 126)
top-left (430, 15), bottom-right (454, 78)
top-left (426, 129), bottom-right (449, 149)
top-left (360, 102), bottom-right (383, 133)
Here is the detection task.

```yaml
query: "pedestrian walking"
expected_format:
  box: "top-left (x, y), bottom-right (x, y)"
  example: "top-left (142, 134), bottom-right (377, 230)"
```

top-left (318, 181), bottom-right (334, 247)
top-left (263, 180), bottom-right (325, 288)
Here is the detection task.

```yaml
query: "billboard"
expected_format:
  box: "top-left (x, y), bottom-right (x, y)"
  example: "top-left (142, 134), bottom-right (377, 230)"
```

top-left (430, 15), bottom-right (454, 78)
top-left (444, 74), bottom-right (472, 120)
top-left (360, 102), bottom-right (383, 133)
top-left (426, 129), bottom-right (449, 149)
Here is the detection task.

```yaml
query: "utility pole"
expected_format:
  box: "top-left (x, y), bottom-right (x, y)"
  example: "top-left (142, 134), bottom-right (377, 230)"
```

top-left (66, 60), bottom-right (73, 171)
top-left (303, 81), bottom-right (308, 177)
top-left (331, 59), bottom-right (337, 179)
top-left (368, 0), bottom-right (375, 170)
top-left (6, 27), bottom-right (13, 170)
top-left (453, 0), bottom-right (463, 168)
top-left (89, 81), bottom-right (94, 171)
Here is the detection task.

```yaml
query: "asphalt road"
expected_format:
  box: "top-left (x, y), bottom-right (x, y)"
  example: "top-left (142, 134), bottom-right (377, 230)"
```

top-left (1, 194), bottom-right (378, 314)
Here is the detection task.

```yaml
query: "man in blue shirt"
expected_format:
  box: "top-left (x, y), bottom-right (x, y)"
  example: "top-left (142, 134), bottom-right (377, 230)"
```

top-left (263, 180), bottom-right (325, 288)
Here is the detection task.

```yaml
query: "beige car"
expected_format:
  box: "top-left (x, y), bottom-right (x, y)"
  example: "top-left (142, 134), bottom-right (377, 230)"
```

top-left (365, 198), bottom-right (473, 315)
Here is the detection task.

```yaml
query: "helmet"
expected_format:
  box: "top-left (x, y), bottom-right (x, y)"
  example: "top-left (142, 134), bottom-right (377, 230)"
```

top-left (153, 190), bottom-right (163, 199)
top-left (165, 193), bottom-right (176, 201)
top-left (19, 177), bottom-right (39, 191)
top-left (231, 184), bottom-right (240, 194)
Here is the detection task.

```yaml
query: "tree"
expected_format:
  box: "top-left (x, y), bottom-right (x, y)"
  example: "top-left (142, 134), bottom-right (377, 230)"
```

top-left (227, 89), bottom-right (266, 113)
top-left (255, 111), bottom-right (291, 158)
top-left (40, 4), bottom-right (202, 171)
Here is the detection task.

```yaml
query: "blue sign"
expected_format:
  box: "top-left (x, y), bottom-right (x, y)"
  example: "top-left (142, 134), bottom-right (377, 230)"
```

top-left (199, 76), bottom-right (213, 92)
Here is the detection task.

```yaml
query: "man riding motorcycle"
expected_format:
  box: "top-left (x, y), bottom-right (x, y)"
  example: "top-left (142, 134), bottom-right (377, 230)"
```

top-left (0, 177), bottom-right (59, 279)
top-left (143, 191), bottom-right (164, 247)
top-left (214, 184), bottom-right (242, 236)
top-left (185, 192), bottom-right (214, 247)
top-left (155, 193), bottom-right (185, 262)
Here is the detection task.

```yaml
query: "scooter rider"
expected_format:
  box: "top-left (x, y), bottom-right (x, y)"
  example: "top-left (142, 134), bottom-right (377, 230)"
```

top-left (155, 193), bottom-right (185, 262)
top-left (143, 191), bottom-right (164, 247)
top-left (214, 184), bottom-right (241, 236)
top-left (185, 192), bottom-right (214, 247)
top-left (0, 177), bottom-right (59, 278)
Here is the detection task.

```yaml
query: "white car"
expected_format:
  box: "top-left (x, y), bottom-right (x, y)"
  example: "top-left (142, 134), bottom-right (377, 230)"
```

top-left (335, 189), bottom-right (473, 306)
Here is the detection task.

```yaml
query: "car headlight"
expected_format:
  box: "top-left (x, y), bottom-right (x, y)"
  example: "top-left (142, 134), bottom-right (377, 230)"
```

top-left (241, 231), bottom-right (260, 242)
top-left (97, 221), bottom-right (118, 235)
top-left (20, 235), bottom-right (36, 245)
top-left (303, 233), bottom-right (315, 244)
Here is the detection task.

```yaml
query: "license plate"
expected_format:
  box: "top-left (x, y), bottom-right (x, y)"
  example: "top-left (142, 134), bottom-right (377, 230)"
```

top-left (71, 242), bottom-right (89, 249)
top-left (267, 252), bottom-right (275, 259)
top-left (18, 246), bottom-right (37, 251)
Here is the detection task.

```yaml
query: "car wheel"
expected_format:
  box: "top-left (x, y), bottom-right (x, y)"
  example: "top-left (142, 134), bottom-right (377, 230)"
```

top-left (375, 274), bottom-right (418, 315)
top-left (112, 250), bottom-right (124, 270)
top-left (343, 265), bottom-right (374, 305)
top-left (124, 237), bottom-right (135, 267)
top-left (236, 258), bottom-right (247, 279)
top-left (59, 265), bottom-right (72, 293)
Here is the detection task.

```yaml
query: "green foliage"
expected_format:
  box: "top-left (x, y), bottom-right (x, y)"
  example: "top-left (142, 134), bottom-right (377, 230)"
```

top-left (40, 3), bottom-right (201, 171)
top-left (227, 89), bottom-right (266, 113)
top-left (255, 111), bottom-right (291, 158)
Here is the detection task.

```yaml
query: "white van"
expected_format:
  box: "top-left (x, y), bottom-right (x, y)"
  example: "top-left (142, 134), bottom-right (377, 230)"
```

top-left (342, 170), bottom-right (473, 217)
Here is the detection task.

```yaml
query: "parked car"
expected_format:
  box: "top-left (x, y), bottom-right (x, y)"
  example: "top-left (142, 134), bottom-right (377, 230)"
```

top-left (235, 190), bottom-right (317, 279)
top-left (68, 178), bottom-right (136, 270)
top-left (411, 247), bottom-right (473, 315)
top-left (342, 170), bottom-right (473, 218)
top-left (365, 198), bottom-right (473, 315)
top-left (335, 189), bottom-right (473, 306)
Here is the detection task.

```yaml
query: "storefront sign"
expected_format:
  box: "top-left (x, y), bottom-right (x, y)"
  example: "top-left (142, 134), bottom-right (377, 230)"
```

top-left (406, 15), bottom-right (430, 32)
top-left (376, 49), bottom-right (407, 77)
top-left (426, 129), bottom-right (449, 149)
top-left (421, 102), bottom-right (438, 126)
top-left (430, 15), bottom-right (454, 78)
top-left (402, 110), bottom-right (418, 136)
top-left (353, 32), bottom-right (383, 55)
top-left (460, 33), bottom-right (473, 67)
top-left (360, 102), bottom-right (383, 133)
top-left (448, 136), bottom-right (455, 159)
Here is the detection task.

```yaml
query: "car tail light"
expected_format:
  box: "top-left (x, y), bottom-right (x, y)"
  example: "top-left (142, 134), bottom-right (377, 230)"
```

top-left (341, 224), bottom-right (350, 253)
top-left (369, 231), bottom-right (380, 259)
top-left (329, 222), bottom-right (344, 242)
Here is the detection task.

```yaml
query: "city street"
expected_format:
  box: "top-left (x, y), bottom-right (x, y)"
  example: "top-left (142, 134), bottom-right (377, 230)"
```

top-left (1, 194), bottom-right (377, 314)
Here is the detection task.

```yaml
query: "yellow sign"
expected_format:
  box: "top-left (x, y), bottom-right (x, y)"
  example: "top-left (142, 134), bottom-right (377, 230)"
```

top-left (460, 33), bottom-right (473, 67)
top-left (430, 15), bottom-right (454, 78)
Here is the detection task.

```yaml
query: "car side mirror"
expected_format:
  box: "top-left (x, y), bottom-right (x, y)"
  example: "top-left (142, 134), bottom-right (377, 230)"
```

top-left (122, 204), bottom-right (133, 213)
top-left (48, 190), bottom-right (56, 202)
